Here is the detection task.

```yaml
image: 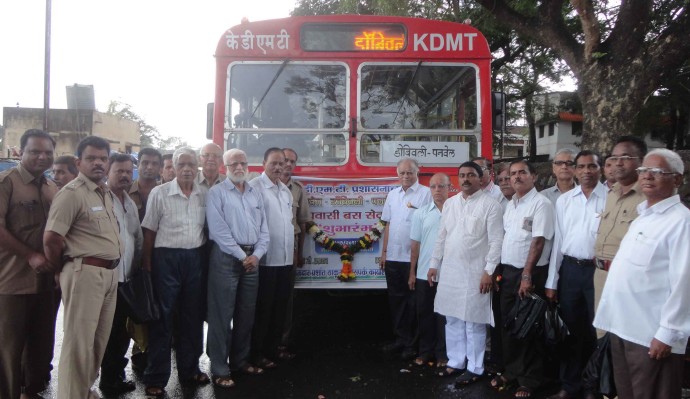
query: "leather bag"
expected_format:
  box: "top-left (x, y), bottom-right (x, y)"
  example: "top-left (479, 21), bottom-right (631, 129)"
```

top-left (504, 293), bottom-right (547, 339)
top-left (117, 269), bottom-right (160, 324)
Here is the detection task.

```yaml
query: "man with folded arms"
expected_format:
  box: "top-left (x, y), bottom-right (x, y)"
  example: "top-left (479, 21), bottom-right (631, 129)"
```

top-left (44, 136), bottom-right (122, 399)
top-left (491, 160), bottom-right (554, 399)
top-left (545, 151), bottom-right (607, 399)
top-left (428, 162), bottom-right (503, 385)
top-left (0, 129), bottom-right (57, 399)
top-left (206, 149), bottom-right (269, 388)
top-left (594, 149), bottom-right (690, 398)
top-left (141, 147), bottom-right (209, 397)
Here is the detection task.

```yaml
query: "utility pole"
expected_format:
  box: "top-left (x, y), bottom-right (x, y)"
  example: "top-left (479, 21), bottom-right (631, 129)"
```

top-left (43, 0), bottom-right (52, 131)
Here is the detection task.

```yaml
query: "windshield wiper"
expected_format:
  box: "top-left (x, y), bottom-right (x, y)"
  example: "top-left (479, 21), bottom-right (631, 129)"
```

top-left (249, 59), bottom-right (290, 120)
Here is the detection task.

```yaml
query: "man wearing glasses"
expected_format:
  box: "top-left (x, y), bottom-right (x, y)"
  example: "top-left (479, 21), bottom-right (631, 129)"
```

top-left (197, 143), bottom-right (226, 188)
top-left (542, 148), bottom-right (577, 205)
top-left (472, 157), bottom-right (503, 202)
top-left (594, 149), bottom-right (689, 398)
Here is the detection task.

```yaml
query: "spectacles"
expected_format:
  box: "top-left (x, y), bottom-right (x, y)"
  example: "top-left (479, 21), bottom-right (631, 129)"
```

top-left (553, 160), bottom-right (574, 167)
top-left (226, 162), bottom-right (248, 169)
top-left (429, 184), bottom-right (448, 189)
top-left (635, 167), bottom-right (677, 177)
top-left (609, 156), bottom-right (640, 163)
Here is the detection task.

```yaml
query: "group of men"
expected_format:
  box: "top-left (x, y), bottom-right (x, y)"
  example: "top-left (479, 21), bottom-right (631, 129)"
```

top-left (380, 136), bottom-right (689, 399)
top-left (0, 129), bottom-right (310, 398)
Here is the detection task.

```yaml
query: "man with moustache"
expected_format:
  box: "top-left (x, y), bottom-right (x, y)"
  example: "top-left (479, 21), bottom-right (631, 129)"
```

top-left (44, 136), bottom-right (122, 399)
top-left (491, 160), bottom-right (554, 399)
top-left (161, 153), bottom-right (175, 183)
top-left (278, 147), bottom-right (311, 358)
top-left (542, 149), bottom-right (577, 205)
top-left (0, 129), bottom-right (57, 399)
top-left (594, 149), bottom-right (690, 398)
top-left (248, 148), bottom-right (294, 369)
top-left (198, 143), bottom-right (226, 188)
top-left (408, 173), bottom-right (451, 368)
top-left (52, 155), bottom-right (78, 189)
top-left (206, 149), bottom-right (270, 388)
top-left (141, 147), bottom-right (209, 397)
top-left (99, 153), bottom-right (142, 394)
top-left (129, 147), bottom-right (162, 222)
top-left (545, 151), bottom-right (607, 399)
top-left (428, 163), bottom-right (503, 384)
top-left (380, 158), bottom-right (431, 360)
top-left (472, 157), bottom-right (503, 202)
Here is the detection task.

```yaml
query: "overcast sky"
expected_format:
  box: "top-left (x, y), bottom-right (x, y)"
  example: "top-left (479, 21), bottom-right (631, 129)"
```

top-left (0, 0), bottom-right (295, 148)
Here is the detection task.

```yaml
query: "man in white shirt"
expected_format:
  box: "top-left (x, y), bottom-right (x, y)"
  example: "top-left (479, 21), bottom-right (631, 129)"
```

top-left (496, 162), bottom-right (515, 211)
top-left (545, 151), bottom-right (607, 399)
top-left (428, 162), bottom-right (503, 385)
top-left (141, 147), bottom-right (209, 397)
top-left (472, 157), bottom-right (503, 202)
top-left (492, 160), bottom-right (554, 398)
top-left (380, 158), bottom-right (431, 360)
top-left (248, 148), bottom-right (294, 369)
top-left (99, 153), bottom-right (142, 394)
top-left (541, 148), bottom-right (577, 205)
top-left (594, 149), bottom-right (690, 399)
top-left (408, 173), bottom-right (450, 368)
top-left (206, 149), bottom-right (270, 388)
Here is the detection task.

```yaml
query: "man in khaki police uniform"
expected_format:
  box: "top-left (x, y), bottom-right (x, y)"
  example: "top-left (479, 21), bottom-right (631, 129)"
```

top-left (44, 136), bottom-right (122, 399)
top-left (0, 129), bottom-right (58, 399)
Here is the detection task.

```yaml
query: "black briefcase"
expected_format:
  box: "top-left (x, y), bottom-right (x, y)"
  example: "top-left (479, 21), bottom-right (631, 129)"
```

top-left (118, 269), bottom-right (160, 324)
top-left (504, 293), bottom-right (547, 339)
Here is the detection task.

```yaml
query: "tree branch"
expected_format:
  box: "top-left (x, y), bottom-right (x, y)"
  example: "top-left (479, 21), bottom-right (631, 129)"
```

top-left (570, 0), bottom-right (601, 61)
top-left (605, 0), bottom-right (653, 64)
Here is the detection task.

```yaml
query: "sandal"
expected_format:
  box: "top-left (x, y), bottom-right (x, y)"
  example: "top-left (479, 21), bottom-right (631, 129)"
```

top-left (145, 386), bottom-right (165, 397)
top-left (212, 376), bottom-right (235, 389)
top-left (454, 371), bottom-right (482, 387)
top-left (490, 375), bottom-right (512, 391)
top-left (276, 350), bottom-right (296, 361)
top-left (256, 357), bottom-right (278, 369)
top-left (182, 373), bottom-right (210, 386)
top-left (515, 386), bottom-right (532, 398)
top-left (237, 364), bottom-right (264, 375)
top-left (435, 360), bottom-right (448, 368)
top-left (414, 353), bottom-right (433, 366)
top-left (437, 367), bottom-right (462, 377)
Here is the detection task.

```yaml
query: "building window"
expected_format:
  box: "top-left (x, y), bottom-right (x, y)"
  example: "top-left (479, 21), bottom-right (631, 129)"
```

top-left (572, 121), bottom-right (583, 136)
top-left (538, 125), bottom-right (545, 138)
top-left (548, 123), bottom-right (555, 136)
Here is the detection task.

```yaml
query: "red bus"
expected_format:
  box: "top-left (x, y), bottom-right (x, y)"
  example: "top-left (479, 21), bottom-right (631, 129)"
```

top-left (211, 15), bottom-right (494, 288)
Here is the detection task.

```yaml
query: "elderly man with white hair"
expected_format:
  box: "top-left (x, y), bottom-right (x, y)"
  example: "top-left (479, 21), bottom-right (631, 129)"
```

top-left (541, 148), bottom-right (577, 205)
top-left (594, 148), bottom-right (690, 399)
top-left (141, 147), bottom-right (210, 397)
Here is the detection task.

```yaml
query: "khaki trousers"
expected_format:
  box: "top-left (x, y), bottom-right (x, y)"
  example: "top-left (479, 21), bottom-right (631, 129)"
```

top-left (57, 260), bottom-right (118, 399)
top-left (593, 268), bottom-right (608, 338)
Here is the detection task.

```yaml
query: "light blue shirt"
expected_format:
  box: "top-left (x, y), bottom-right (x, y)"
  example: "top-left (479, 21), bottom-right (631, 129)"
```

top-left (207, 179), bottom-right (269, 261)
top-left (410, 201), bottom-right (442, 280)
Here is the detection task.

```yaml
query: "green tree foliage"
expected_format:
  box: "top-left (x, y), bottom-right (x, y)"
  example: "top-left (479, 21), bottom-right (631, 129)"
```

top-left (106, 101), bottom-right (187, 150)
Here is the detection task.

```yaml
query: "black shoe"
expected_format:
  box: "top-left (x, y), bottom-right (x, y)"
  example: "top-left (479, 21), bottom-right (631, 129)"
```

top-left (382, 342), bottom-right (404, 353)
top-left (99, 379), bottom-right (136, 393)
top-left (400, 348), bottom-right (417, 360)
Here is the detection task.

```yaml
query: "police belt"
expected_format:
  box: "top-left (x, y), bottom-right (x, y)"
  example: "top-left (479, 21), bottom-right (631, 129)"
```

top-left (65, 256), bottom-right (120, 270)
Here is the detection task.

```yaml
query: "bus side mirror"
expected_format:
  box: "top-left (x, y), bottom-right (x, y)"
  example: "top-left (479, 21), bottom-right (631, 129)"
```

top-left (206, 103), bottom-right (214, 140)
top-left (492, 92), bottom-right (505, 133)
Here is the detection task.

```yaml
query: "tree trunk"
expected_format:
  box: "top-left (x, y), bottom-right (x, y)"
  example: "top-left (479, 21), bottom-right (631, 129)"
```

top-left (525, 94), bottom-right (537, 161)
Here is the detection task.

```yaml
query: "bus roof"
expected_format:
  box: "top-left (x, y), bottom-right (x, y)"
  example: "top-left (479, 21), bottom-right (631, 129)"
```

top-left (215, 15), bottom-right (491, 60)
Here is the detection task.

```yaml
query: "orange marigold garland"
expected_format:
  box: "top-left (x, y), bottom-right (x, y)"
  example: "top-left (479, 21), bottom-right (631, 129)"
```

top-left (307, 219), bottom-right (388, 281)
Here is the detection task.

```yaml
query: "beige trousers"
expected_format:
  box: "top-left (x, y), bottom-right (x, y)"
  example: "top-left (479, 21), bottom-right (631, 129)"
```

top-left (593, 268), bottom-right (608, 338)
top-left (57, 260), bottom-right (117, 399)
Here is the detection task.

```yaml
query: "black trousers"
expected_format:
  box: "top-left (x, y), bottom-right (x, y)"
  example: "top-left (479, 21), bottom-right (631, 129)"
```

top-left (251, 265), bottom-right (293, 362)
top-left (100, 283), bottom-right (131, 383)
top-left (415, 278), bottom-right (447, 361)
top-left (500, 264), bottom-right (548, 389)
top-left (557, 258), bottom-right (597, 395)
top-left (384, 261), bottom-right (416, 350)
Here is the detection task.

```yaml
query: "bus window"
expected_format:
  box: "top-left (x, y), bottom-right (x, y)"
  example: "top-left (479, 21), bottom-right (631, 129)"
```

top-left (359, 63), bottom-right (477, 130)
top-left (228, 132), bottom-right (348, 166)
top-left (228, 62), bottom-right (347, 130)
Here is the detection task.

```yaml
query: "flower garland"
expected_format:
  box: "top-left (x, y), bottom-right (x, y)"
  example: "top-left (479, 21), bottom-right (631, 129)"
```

top-left (307, 219), bottom-right (388, 281)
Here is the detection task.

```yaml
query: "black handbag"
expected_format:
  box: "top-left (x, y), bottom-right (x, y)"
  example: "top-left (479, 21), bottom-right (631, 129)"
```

top-left (504, 293), bottom-right (547, 339)
top-left (544, 302), bottom-right (570, 346)
top-left (582, 333), bottom-right (617, 398)
top-left (117, 269), bottom-right (160, 324)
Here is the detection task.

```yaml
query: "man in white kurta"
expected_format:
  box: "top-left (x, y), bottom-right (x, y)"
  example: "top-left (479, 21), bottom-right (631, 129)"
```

top-left (594, 149), bottom-right (690, 399)
top-left (428, 162), bottom-right (503, 384)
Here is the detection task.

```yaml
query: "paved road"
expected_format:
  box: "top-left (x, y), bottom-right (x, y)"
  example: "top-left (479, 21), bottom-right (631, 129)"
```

top-left (44, 290), bottom-right (563, 399)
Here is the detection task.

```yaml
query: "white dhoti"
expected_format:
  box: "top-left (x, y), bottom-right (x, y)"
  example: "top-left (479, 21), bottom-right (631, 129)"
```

top-left (445, 316), bottom-right (486, 374)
